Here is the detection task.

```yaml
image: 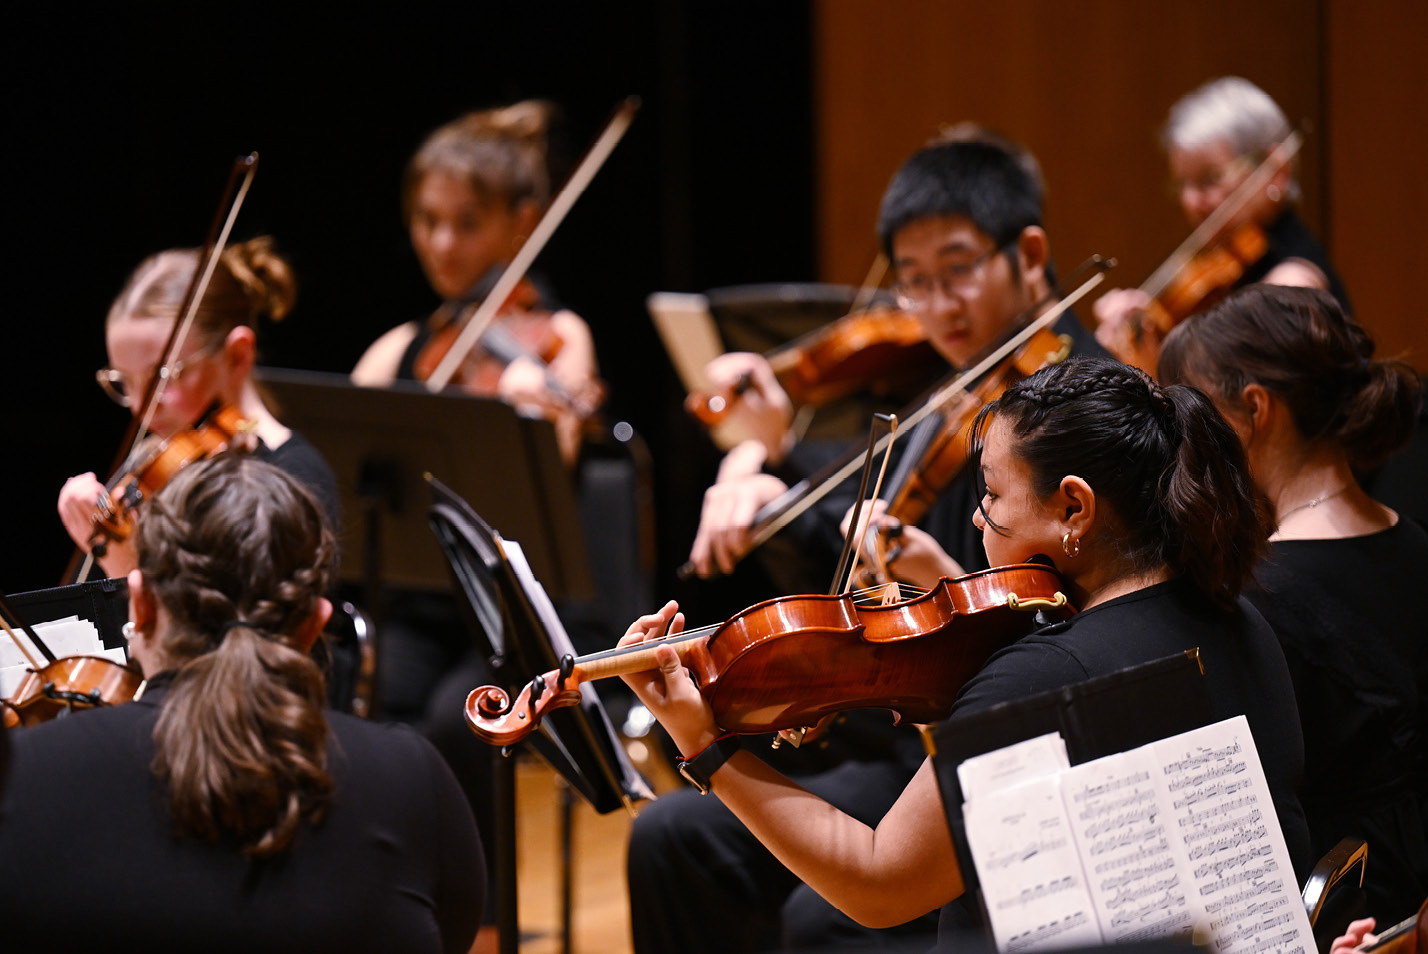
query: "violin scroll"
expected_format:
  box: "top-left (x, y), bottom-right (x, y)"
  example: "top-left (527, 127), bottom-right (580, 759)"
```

top-left (465, 669), bottom-right (585, 746)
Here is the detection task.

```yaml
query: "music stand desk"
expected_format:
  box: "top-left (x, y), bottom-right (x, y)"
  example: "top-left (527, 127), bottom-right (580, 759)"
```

top-left (256, 367), bottom-right (592, 602)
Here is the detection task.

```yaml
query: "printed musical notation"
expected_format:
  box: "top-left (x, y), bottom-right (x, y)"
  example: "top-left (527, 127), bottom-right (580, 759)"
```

top-left (962, 717), bottom-right (1312, 954)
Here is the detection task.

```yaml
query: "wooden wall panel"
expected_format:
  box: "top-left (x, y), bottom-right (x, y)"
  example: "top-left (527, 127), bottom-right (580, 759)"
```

top-left (1326, 2), bottom-right (1428, 365)
top-left (814, 0), bottom-right (1427, 370)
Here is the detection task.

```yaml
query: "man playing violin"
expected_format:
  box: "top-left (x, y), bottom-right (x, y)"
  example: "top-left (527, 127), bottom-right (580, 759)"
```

top-left (1093, 76), bottom-right (1352, 373)
top-left (689, 134), bottom-right (1106, 583)
top-left (635, 134), bottom-right (1108, 954)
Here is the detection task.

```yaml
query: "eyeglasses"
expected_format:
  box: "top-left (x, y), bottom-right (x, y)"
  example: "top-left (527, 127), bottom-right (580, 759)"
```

top-left (96, 342), bottom-right (222, 408)
top-left (893, 240), bottom-right (1013, 310)
top-left (1169, 155), bottom-right (1255, 198)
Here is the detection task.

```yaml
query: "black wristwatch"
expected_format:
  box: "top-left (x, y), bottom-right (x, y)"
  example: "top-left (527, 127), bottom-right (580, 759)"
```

top-left (677, 734), bottom-right (742, 795)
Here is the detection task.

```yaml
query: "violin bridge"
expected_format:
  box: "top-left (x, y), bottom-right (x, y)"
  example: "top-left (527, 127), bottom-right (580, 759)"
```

top-left (772, 726), bottom-right (808, 749)
top-left (879, 581), bottom-right (903, 606)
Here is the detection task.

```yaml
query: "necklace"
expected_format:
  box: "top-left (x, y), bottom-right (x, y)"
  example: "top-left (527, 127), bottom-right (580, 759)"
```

top-left (1276, 485), bottom-right (1350, 523)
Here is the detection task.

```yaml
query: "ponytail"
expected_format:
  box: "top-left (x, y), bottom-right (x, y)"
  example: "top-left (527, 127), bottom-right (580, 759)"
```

top-left (137, 455), bottom-right (335, 858)
top-left (974, 357), bottom-right (1267, 608)
top-left (154, 625), bottom-right (330, 857)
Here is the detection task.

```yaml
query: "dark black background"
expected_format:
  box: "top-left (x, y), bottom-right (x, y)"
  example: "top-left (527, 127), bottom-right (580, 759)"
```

top-left (4, 3), bottom-right (816, 599)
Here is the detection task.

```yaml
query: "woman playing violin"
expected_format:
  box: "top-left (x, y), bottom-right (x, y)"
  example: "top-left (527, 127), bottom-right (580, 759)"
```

top-left (351, 100), bottom-right (602, 466)
top-left (632, 134), bottom-right (1109, 954)
top-left (3, 455), bottom-right (485, 951)
top-left (1094, 76), bottom-right (1352, 372)
top-left (1161, 285), bottom-right (1427, 922)
top-left (622, 356), bottom-right (1310, 943)
top-left (55, 237), bottom-right (339, 579)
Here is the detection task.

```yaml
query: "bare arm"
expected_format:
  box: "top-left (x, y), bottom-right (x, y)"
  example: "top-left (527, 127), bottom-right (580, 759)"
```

top-left (351, 322), bottom-right (420, 386)
top-left (619, 603), bottom-right (965, 926)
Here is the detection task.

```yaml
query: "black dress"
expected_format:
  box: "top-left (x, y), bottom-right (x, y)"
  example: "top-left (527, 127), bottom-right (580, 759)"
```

top-left (1246, 520), bottom-right (1428, 922)
top-left (0, 676), bottom-right (486, 953)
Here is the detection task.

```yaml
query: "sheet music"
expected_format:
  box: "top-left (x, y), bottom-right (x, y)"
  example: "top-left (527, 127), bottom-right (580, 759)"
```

top-left (963, 775), bottom-right (1106, 953)
top-left (1062, 746), bottom-right (1198, 942)
top-left (965, 717), bottom-right (1313, 954)
top-left (958, 731), bottom-right (1070, 802)
top-left (1151, 718), bottom-right (1309, 954)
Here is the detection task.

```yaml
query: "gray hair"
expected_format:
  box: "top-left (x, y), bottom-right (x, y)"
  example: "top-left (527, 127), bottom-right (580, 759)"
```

top-left (1162, 77), bottom-right (1298, 201)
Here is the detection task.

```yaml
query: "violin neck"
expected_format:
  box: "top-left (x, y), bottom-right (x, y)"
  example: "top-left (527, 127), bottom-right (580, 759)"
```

top-left (568, 630), bottom-right (705, 682)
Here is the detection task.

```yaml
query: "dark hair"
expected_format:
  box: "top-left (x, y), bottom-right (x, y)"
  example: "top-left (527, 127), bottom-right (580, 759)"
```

top-left (877, 139), bottom-right (1044, 262)
top-left (137, 454), bottom-right (336, 858)
top-left (1159, 285), bottom-right (1422, 469)
top-left (972, 356), bottom-right (1268, 608)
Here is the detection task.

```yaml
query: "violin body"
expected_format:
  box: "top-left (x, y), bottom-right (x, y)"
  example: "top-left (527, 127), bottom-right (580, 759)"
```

top-left (854, 325), bottom-right (1072, 587)
top-left (89, 404), bottom-right (252, 553)
top-left (2, 655), bottom-right (143, 728)
top-left (1140, 221), bottom-right (1267, 335)
top-left (411, 276), bottom-right (563, 393)
top-left (691, 564), bottom-right (1070, 733)
top-left (687, 306), bottom-right (941, 428)
top-left (466, 563), bottom-right (1072, 745)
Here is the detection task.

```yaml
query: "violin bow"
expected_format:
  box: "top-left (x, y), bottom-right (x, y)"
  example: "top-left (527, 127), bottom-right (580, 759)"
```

top-left (1139, 129), bottom-right (1304, 301)
top-left (0, 591), bottom-right (56, 666)
top-left (828, 413), bottom-right (897, 597)
top-left (675, 257), bottom-right (1113, 582)
top-left (424, 97), bottom-right (640, 391)
top-left (745, 259), bottom-right (1113, 549)
top-left (67, 154), bottom-right (258, 584)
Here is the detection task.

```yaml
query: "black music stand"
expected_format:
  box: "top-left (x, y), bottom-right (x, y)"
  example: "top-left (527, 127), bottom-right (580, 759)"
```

top-left (254, 367), bottom-right (594, 607)
top-left (928, 651), bottom-right (1212, 918)
top-left (427, 474), bottom-right (651, 954)
top-left (6, 578), bottom-right (131, 652)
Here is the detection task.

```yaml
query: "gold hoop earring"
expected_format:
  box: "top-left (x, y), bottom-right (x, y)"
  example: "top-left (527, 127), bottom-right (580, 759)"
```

top-left (1061, 531), bottom-right (1080, 559)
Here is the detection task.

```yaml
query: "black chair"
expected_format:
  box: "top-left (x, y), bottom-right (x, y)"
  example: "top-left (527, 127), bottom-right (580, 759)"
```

top-left (320, 600), bottom-right (376, 718)
top-left (1303, 837), bottom-right (1369, 954)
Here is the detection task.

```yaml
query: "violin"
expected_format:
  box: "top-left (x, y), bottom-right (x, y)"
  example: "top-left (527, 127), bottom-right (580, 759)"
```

top-left (1361, 900), bottom-right (1428, 954)
top-left (65, 154), bottom-right (259, 583)
top-left (465, 563), bottom-right (1072, 745)
top-left (1103, 130), bottom-right (1303, 372)
top-left (852, 324), bottom-right (1072, 587)
top-left (685, 305), bottom-right (941, 428)
top-left (1129, 220), bottom-right (1267, 342)
top-left (0, 593), bottom-right (142, 729)
top-left (87, 403), bottom-right (253, 558)
top-left (411, 270), bottom-right (598, 414)
top-left (1, 656), bottom-right (144, 728)
top-left (676, 257), bottom-right (1112, 582)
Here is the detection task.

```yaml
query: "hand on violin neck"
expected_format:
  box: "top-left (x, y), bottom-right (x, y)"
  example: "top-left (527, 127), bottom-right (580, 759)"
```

top-left (617, 601), bottom-right (719, 755)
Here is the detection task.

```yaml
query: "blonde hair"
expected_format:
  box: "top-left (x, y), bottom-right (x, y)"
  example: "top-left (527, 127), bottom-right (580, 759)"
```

top-left (108, 236), bottom-right (297, 346)
top-left (401, 99), bottom-right (557, 222)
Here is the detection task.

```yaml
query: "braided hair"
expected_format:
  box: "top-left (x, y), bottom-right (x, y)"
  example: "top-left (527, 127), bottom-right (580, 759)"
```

top-left (971, 356), bottom-right (1269, 608)
top-left (137, 454), bottom-right (336, 858)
